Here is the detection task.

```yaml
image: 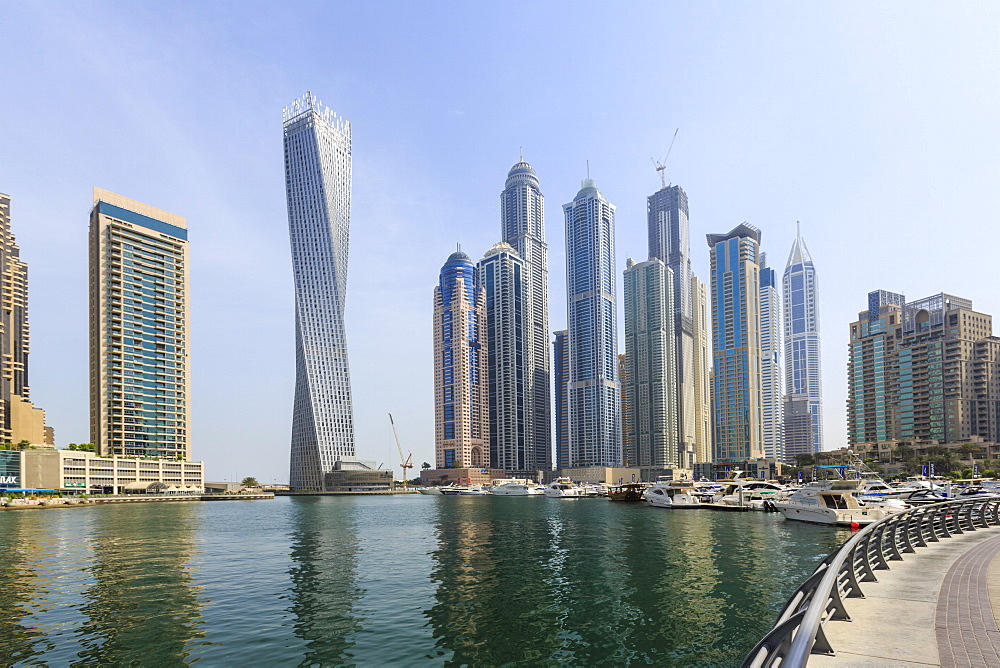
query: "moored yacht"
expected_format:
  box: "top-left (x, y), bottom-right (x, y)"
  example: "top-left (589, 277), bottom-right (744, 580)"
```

top-left (459, 485), bottom-right (490, 495)
top-left (545, 478), bottom-right (587, 498)
top-left (491, 482), bottom-right (539, 496)
top-left (775, 478), bottom-right (895, 526)
top-left (644, 479), bottom-right (702, 509)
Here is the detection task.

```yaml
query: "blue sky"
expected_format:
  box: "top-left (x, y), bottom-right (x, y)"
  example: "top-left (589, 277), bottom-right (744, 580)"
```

top-left (2, 1), bottom-right (998, 482)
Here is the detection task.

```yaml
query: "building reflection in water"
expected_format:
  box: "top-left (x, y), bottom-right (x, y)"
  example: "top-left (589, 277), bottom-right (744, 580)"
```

top-left (74, 503), bottom-right (205, 665)
top-left (285, 497), bottom-right (363, 666)
top-left (0, 513), bottom-right (62, 665)
top-left (423, 498), bottom-right (849, 665)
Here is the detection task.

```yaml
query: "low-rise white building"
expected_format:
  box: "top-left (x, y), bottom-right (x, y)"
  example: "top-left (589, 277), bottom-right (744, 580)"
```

top-left (18, 449), bottom-right (204, 494)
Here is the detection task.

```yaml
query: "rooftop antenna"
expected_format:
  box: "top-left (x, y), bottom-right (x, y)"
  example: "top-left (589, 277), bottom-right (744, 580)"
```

top-left (586, 159), bottom-right (590, 179)
top-left (520, 146), bottom-right (523, 162)
top-left (651, 128), bottom-right (680, 189)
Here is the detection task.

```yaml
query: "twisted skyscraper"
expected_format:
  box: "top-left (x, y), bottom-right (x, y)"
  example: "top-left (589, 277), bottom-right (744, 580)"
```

top-left (284, 92), bottom-right (355, 490)
top-left (501, 160), bottom-right (552, 471)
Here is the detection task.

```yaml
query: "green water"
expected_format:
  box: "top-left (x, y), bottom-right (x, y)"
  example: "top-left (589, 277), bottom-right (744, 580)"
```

top-left (0, 495), bottom-right (850, 666)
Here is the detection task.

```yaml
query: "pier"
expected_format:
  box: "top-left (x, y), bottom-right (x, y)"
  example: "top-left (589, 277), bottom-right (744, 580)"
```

top-left (1, 492), bottom-right (274, 509)
top-left (745, 497), bottom-right (1000, 667)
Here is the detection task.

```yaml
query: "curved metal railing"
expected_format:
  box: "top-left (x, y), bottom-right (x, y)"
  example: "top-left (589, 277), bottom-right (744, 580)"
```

top-left (743, 495), bottom-right (1000, 667)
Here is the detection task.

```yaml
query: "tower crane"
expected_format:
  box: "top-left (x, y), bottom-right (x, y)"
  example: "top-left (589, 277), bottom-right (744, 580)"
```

top-left (389, 413), bottom-right (413, 490)
top-left (651, 128), bottom-right (680, 189)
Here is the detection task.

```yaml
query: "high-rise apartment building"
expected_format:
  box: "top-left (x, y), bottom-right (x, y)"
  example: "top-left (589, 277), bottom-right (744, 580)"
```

top-left (0, 194), bottom-right (50, 445)
top-left (564, 179), bottom-right (620, 467)
top-left (647, 184), bottom-right (703, 462)
top-left (707, 224), bottom-right (764, 462)
top-left (478, 242), bottom-right (528, 471)
top-left (623, 258), bottom-right (682, 468)
top-left (501, 160), bottom-right (552, 471)
top-left (283, 92), bottom-right (356, 491)
top-left (553, 330), bottom-right (569, 471)
top-left (434, 251), bottom-right (489, 469)
top-left (760, 255), bottom-right (784, 461)
top-left (89, 189), bottom-right (189, 458)
top-left (782, 224), bottom-right (823, 460)
top-left (848, 291), bottom-right (1000, 445)
top-left (690, 276), bottom-right (713, 464)
top-left (618, 352), bottom-right (629, 465)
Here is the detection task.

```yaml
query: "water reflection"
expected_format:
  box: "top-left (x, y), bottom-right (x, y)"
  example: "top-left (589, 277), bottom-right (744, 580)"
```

top-left (73, 503), bottom-right (205, 665)
top-left (286, 497), bottom-right (363, 666)
top-left (425, 498), bottom-right (849, 666)
top-left (0, 513), bottom-right (60, 665)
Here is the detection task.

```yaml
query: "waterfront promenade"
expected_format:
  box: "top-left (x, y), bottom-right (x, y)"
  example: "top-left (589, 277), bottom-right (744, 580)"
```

top-left (810, 528), bottom-right (1000, 666)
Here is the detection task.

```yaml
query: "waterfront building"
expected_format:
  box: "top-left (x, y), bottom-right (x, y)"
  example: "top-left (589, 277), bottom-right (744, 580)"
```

top-left (283, 92), bottom-right (356, 491)
top-left (477, 243), bottom-right (529, 471)
top-left (0, 194), bottom-right (51, 446)
top-left (759, 255), bottom-right (784, 462)
top-left (623, 258), bottom-right (682, 468)
top-left (501, 160), bottom-right (552, 471)
top-left (782, 224), bottom-right (823, 460)
top-left (6, 448), bottom-right (203, 494)
top-left (433, 251), bottom-right (489, 469)
top-left (707, 224), bottom-right (764, 462)
top-left (553, 330), bottom-right (569, 471)
top-left (323, 459), bottom-right (394, 492)
top-left (618, 353), bottom-right (629, 465)
top-left (647, 184), bottom-right (703, 463)
top-left (848, 291), bottom-right (1000, 446)
top-left (89, 189), bottom-right (189, 459)
top-left (690, 276), bottom-right (713, 463)
top-left (564, 179), bottom-right (620, 467)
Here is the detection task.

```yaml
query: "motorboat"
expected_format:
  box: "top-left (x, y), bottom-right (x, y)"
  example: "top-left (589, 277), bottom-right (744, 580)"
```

top-left (608, 482), bottom-right (647, 502)
top-left (491, 482), bottom-right (539, 496)
top-left (417, 487), bottom-right (444, 495)
top-left (545, 478), bottom-right (587, 498)
top-left (775, 478), bottom-right (895, 526)
top-left (644, 479), bottom-right (703, 509)
top-left (459, 485), bottom-right (490, 495)
top-left (895, 488), bottom-right (950, 505)
top-left (710, 479), bottom-right (789, 511)
top-left (440, 485), bottom-right (468, 496)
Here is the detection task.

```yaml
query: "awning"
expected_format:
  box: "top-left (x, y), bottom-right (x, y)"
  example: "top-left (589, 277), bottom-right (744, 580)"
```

top-left (123, 481), bottom-right (168, 491)
top-left (1, 488), bottom-right (56, 493)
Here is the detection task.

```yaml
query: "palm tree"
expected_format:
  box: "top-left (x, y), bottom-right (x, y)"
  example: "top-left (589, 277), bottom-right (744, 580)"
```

top-left (240, 476), bottom-right (260, 487)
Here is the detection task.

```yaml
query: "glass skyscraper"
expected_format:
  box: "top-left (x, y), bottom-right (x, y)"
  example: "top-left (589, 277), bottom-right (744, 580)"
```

top-left (760, 255), bottom-right (784, 461)
top-left (707, 224), bottom-right (764, 462)
top-left (434, 251), bottom-right (489, 469)
top-left (647, 184), bottom-right (710, 462)
top-left (623, 258), bottom-right (681, 469)
top-left (501, 160), bottom-right (552, 471)
top-left (553, 329), bottom-right (569, 471)
top-left (283, 92), bottom-right (356, 490)
top-left (564, 179), bottom-right (620, 467)
top-left (478, 242), bottom-right (527, 472)
top-left (89, 189), bottom-right (189, 458)
top-left (782, 224), bottom-right (823, 458)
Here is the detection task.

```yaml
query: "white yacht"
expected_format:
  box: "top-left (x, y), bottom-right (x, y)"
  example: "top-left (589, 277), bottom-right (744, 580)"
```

top-left (440, 485), bottom-right (468, 496)
top-left (644, 479), bottom-right (703, 509)
top-left (711, 480), bottom-right (789, 510)
top-left (491, 482), bottom-right (539, 496)
top-left (417, 487), bottom-right (443, 495)
top-left (545, 478), bottom-right (587, 498)
top-left (775, 478), bottom-right (895, 526)
top-left (459, 485), bottom-right (490, 495)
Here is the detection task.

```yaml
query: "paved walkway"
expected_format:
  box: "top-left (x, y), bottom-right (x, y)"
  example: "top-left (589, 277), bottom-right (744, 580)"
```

top-left (808, 527), bottom-right (1000, 667)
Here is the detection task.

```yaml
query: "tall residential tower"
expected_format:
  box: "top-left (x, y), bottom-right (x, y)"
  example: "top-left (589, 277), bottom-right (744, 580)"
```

top-left (283, 92), bottom-right (356, 490)
top-left (89, 189), bottom-right (189, 458)
top-left (564, 179), bottom-right (620, 467)
top-left (434, 251), bottom-right (489, 469)
top-left (478, 242), bottom-right (528, 472)
top-left (782, 224), bottom-right (823, 459)
top-left (0, 194), bottom-right (50, 445)
top-left (501, 160), bottom-right (552, 471)
top-left (760, 255), bottom-right (784, 461)
top-left (707, 224), bottom-right (764, 462)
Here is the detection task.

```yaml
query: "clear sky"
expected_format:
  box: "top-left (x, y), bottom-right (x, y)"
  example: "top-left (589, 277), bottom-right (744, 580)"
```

top-left (2, 1), bottom-right (998, 482)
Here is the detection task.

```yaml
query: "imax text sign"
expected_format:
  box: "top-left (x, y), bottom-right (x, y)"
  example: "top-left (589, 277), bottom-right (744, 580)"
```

top-left (0, 475), bottom-right (18, 485)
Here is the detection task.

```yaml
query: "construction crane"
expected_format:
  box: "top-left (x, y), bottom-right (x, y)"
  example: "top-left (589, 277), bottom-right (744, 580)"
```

top-left (651, 128), bottom-right (680, 189)
top-left (389, 413), bottom-right (413, 490)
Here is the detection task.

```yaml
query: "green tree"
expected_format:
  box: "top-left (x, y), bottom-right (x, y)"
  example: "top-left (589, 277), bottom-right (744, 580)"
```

top-left (894, 444), bottom-right (913, 462)
top-left (241, 477), bottom-right (260, 487)
top-left (795, 453), bottom-right (816, 468)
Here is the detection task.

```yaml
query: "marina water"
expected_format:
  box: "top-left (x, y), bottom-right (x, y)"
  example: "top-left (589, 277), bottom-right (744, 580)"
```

top-left (0, 496), bottom-right (851, 666)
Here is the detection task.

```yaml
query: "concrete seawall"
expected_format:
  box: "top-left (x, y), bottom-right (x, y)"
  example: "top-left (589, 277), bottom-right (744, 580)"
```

top-left (1, 493), bottom-right (274, 509)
